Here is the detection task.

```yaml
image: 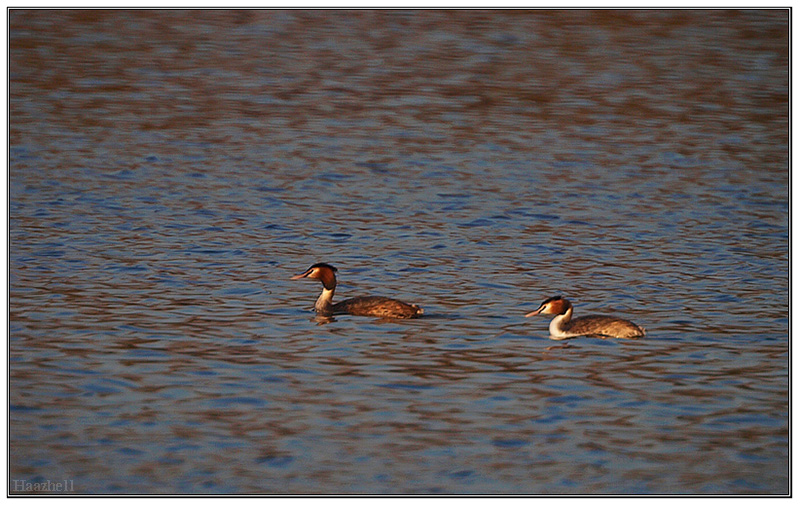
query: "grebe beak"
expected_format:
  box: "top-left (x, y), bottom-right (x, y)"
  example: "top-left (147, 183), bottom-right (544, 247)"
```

top-left (291, 268), bottom-right (313, 280)
top-left (524, 306), bottom-right (544, 317)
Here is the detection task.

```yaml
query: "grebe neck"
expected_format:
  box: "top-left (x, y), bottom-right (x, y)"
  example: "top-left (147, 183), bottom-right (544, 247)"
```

top-left (549, 305), bottom-right (574, 338)
top-left (315, 287), bottom-right (335, 314)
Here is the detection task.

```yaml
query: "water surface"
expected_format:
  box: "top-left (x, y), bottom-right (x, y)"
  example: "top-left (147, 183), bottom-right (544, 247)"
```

top-left (9, 10), bottom-right (788, 494)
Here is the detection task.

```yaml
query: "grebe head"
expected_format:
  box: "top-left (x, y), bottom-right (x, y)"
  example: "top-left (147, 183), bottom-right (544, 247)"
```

top-left (525, 296), bottom-right (571, 317)
top-left (291, 263), bottom-right (338, 290)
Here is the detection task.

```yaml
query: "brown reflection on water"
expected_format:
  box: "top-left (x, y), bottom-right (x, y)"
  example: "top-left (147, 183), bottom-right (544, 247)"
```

top-left (10, 10), bottom-right (788, 153)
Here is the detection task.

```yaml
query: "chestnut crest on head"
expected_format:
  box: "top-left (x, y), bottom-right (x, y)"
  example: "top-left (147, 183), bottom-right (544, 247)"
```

top-left (291, 263), bottom-right (338, 290)
top-left (525, 295), bottom-right (570, 317)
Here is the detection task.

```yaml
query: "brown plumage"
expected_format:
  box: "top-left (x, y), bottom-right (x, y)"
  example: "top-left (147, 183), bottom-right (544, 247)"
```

top-left (291, 263), bottom-right (423, 319)
top-left (525, 296), bottom-right (645, 339)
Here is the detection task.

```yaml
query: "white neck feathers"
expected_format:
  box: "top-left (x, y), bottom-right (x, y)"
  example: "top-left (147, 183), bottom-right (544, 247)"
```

top-left (549, 306), bottom-right (574, 339)
top-left (315, 287), bottom-right (335, 313)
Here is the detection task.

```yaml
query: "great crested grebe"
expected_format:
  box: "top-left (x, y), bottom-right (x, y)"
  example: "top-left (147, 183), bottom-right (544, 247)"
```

top-left (291, 263), bottom-right (423, 319)
top-left (525, 296), bottom-right (645, 339)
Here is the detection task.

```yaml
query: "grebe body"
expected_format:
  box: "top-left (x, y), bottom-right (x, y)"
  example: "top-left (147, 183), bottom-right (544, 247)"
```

top-left (525, 296), bottom-right (645, 339)
top-left (291, 263), bottom-right (423, 319)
